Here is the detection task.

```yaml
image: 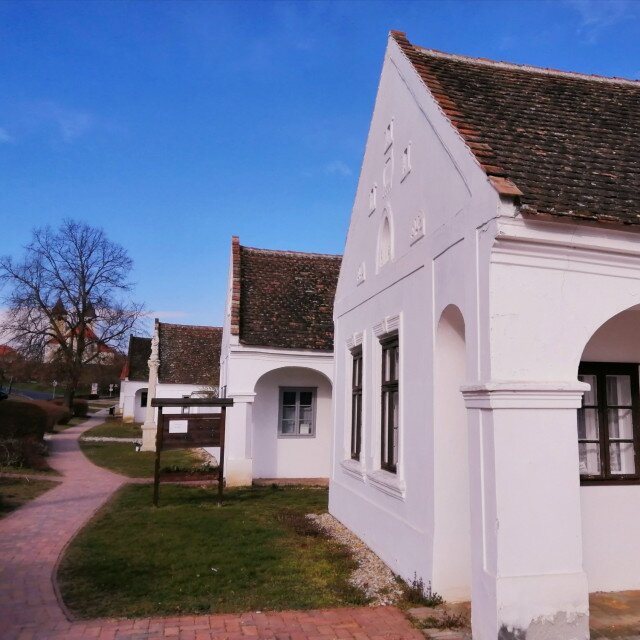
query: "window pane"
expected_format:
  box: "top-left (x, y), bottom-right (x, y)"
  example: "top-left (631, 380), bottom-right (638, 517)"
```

top-left (578, 442), bottom-right (601, 475)
top-left (608, 408), bottom-right (634, 439)
top-left (280, 419), bottom-right (296, 435)
top-left (299, 405), bottom-right (313, 424)
top-left (392, 390), bottom-right (399, 467)
top-left (577, 408), bottom-right (599, 440)
top-left (383, 349), bottom-right (390, 382)
top-left (283, 391), bottom-right (296, 405)
top-left (282, 405), bottom-right (296, 421)
top-left (607, 375), bottom-right (632, 406)
top-left (579, 374), bottom-right (597, 405)
top-left (299, 391), bottom-right (313, 406)
top-left (609, 442), bottom-right (636, 475)
top-left (394, 346), bottom-right (399, 381)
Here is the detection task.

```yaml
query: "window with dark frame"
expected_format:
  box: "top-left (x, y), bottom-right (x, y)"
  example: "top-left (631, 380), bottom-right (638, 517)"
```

top-left (351, 347), bottom-right (363, 460)
top-left (578, 362), bottom-right (640, 483)
top-left (279, 388), bottom-right (316, 437)
top-left (380, 334), bottom-right (399, 473)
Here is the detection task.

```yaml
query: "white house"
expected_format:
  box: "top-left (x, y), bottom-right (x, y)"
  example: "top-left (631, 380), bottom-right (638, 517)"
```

top-left (119, 335), bottom-right (152, 422)
top-left (219, 236), bottom-right (341, 486)
top-left (115, 321), bottom-right (223, 451)
top-left (329, 31), bottom-right (640, 640)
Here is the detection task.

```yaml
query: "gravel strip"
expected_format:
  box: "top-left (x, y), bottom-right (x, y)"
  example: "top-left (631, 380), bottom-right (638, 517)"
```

top-left (307, 512), bottom-right (404, 606)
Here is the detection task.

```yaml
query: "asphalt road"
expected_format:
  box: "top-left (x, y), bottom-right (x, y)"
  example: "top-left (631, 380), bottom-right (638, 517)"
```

top-left (9, 388), bottom-right (56, 401)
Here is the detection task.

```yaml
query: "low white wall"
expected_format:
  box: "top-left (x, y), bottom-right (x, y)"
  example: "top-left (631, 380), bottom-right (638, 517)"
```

top-left (252, 368), bottom-right (332, 479)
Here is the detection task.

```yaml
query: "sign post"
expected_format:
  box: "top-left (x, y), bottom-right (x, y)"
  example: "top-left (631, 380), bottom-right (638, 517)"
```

top-left (150, 397), bottom-right (234, 507)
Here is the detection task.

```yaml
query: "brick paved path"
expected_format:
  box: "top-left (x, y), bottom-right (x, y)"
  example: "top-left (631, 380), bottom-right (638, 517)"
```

top-left (0, 414), bottom-right (423, 640)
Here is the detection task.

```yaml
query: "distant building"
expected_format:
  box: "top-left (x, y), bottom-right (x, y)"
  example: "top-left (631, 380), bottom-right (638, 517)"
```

top-left (219, 236), bottom-right (341, 486)
top-left (43, 299), bottom-right (117, 364)
top-left (132, 321), bottom-right (223, 453)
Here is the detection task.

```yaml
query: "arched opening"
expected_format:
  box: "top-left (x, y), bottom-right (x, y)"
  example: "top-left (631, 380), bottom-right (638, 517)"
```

top-left (377, 212), bottom-right (392, 269)
top-left (252, 366), bottom-right (333, 479)
top-left (133, 387), bottom-right (148, 423)
top-left (432, 304), bottom-right (471, 601)
top-left (578, 305), bottom-right (640, 593)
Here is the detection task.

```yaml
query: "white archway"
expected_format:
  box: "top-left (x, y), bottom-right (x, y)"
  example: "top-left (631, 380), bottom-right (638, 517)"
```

top-left (432, 304), bottom-right (471, 601)
top-left (133, 387), bottom-right (148, 423)
top-left (252, 366), bottom-right (333, 479)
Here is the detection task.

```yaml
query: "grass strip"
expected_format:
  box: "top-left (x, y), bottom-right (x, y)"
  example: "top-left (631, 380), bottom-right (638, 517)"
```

top-left (58, 484), bottom-right (367, 619)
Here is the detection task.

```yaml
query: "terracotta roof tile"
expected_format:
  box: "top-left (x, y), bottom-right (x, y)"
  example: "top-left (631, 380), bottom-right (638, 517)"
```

top-left (237, 243), bottom-right (341, 351)
top-left (158, 323), bottom-right (222, 386)
top-left (391, 31), bottom-right (640, 225)
top-left (125, 336), bottom-right (151, 382)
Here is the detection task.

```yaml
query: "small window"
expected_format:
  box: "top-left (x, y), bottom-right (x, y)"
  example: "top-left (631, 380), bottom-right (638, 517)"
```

top-left (182, 394), bottom-right (190, 414)
top-left (279, 388), bottom-right (316, 437)
top-left (351, 347), bottom-right (363, 460)
top-left (140, 391), bottom-right (148, 408)
top-left (578, 362), bottom-right (640, 483)
top-left (381, 334), bottom-right (399, 473)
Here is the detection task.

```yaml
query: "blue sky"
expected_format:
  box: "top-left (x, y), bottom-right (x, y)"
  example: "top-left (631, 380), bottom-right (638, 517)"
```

top-left (2, 0), bottom-right (639, 331)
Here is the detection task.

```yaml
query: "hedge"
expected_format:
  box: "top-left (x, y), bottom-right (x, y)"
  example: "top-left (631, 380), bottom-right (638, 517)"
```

top-left (0, 399), bottom-right (49, 440)
top-left (51, 398), bottom-right (89, 418)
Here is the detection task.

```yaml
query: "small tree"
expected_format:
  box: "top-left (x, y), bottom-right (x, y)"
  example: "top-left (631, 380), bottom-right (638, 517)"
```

top-left (0, 220), bottom-right (144, 408)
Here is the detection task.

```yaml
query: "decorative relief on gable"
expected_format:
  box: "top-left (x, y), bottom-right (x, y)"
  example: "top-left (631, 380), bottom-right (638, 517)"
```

top-left (382, 155), bottom-right (393, 198)
top-left (384, 118), bottom-right (394, 152)
top-left (409, 212), bottom-right (425, 246)
top-left (369, 184), bottom-right (377, 216)
top-left (401, 143), bottom-right (411, 182)
top-left (356, 262), bottom-right (366, 286)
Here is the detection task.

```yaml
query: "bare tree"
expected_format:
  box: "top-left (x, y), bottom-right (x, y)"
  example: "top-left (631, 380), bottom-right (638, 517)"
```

top-left (0, 220), bottom-right (144, 407)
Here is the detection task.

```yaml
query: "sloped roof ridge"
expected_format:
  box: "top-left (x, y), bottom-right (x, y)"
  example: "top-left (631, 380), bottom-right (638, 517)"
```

top-left (414, 46), bottom-right (640, 87)
top-left (241, 244), bottom-right (342, 259)
top-left (158, 322), bottom-right (222, 331)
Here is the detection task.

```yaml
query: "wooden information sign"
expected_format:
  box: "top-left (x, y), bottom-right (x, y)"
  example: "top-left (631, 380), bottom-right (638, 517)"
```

top-left (150, 397), bottom-right (233, 507)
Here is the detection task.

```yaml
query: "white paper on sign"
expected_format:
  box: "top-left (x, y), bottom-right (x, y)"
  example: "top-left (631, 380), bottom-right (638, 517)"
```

top-left (169, 419), bottom-right (189, 434)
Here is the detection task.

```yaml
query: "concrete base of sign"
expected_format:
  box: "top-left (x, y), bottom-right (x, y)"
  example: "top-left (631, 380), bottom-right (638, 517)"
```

top-left (140, 422), bottom-right (157, 452)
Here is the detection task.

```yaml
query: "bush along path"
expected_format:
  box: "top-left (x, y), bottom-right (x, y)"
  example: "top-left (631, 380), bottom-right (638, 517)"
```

top-left (0, 412), bottom-right (423, 640)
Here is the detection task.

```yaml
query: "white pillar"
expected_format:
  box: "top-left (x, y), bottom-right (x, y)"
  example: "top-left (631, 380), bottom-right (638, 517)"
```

top-left (140, 328), bottom-right (160, 452)
top-left (462, 382), bottom-right (590, 640)
top-left (224, 392), bottom-right (255, 486)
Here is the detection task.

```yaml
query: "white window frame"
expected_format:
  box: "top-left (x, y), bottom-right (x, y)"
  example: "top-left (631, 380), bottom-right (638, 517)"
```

top-left (278, 387), bottom-right (317, 438)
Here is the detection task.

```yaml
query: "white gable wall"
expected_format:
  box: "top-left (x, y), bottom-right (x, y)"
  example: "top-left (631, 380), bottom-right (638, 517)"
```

top-left (330, 33), bottom-right (500, 602)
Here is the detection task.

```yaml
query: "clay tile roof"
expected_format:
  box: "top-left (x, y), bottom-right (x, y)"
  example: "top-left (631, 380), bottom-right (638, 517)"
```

top-left (233, 241), bottom-right (341, 351)
top-left (391, 31), bottom-right (640, 225)
top-left (158, 323), bottom-right (222, 386)
top-left (126, 336), bottom-right (151, 382)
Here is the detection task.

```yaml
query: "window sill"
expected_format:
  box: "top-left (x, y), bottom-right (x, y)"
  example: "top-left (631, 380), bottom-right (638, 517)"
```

top-left (367, 469), bottom-right (406, 500)
top-left (580, 477), bottom-right (640, 486)
top-left (341, 458), bottom-right (365, 482)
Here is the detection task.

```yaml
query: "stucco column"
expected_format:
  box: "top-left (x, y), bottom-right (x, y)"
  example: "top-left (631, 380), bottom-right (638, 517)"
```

top-left (224, 392), bottom-right (255, 486)
top-left (462, 381), bottom-right (590, 640)
top-left (140, 331), bottom-right (159, 452)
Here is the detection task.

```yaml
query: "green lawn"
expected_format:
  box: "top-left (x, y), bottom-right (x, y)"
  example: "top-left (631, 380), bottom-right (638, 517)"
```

top-left (58, 485), bottom-right (367, 618)
top-left (0, 476), bottom-right (59, 518)
top-left (83, 420), bottom-right (142, 439)
top-left (79, 441), bottom-right (213, 478)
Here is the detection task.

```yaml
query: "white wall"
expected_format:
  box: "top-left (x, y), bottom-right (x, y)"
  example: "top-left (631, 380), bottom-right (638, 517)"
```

top-left (252, 367), bottom-right (332, 478)
top-left (120, 379), bottom-right (147, 422)
top-left (329, 32), bottom-right (498, 600)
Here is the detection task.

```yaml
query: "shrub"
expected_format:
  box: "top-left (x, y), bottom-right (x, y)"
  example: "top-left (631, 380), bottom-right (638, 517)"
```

top-left (0, 399), bottom-right (48, 440)
top-left (0, 437), bottom-right (49, 470)
top-left (27, 400), bottom-right (72, 430)
top-left (72, 399), bottom-right (89, 418)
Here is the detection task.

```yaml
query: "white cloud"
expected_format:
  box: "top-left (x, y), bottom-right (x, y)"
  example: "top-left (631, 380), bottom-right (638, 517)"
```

top-left (324, 160), bottom-right (352, 177)
top-left (565, 0), bottom-right (637, 43)
top-left (0, 127), bottom-right (13, 144)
